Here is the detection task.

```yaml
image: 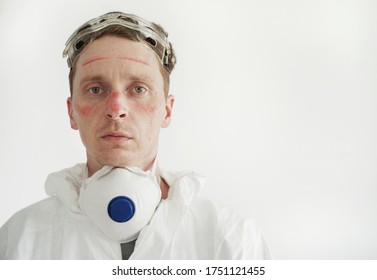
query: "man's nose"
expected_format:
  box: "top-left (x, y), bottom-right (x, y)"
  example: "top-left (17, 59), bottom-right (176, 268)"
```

top-left (106, 92), bottom-right (128, 120)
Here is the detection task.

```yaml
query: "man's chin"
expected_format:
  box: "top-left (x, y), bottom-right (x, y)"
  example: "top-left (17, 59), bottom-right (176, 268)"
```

top-left (86, 150), bottom-right (134, 169)
top-left (86, 148), bottom-right (157, 174)
top-left (101, 157), bottom-right (138, 169)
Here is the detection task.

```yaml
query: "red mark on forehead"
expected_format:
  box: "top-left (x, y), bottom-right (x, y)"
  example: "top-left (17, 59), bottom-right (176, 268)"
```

top-left (81, 56), bottom-right (149, 67)
top-left (119, 57), bottom-right (149, 66)
top-left (81, 56), bottom-right (106, 67)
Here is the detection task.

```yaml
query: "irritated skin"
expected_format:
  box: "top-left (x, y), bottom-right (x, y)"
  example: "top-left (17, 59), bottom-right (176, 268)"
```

top-left (67, 35), bottom-right (174, 198)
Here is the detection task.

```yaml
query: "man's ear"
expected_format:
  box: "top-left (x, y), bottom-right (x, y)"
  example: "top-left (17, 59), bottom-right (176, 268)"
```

top-left (67, 97), bottom-right (78, 130)
top-left (161, 95), bottom-right (175, 128)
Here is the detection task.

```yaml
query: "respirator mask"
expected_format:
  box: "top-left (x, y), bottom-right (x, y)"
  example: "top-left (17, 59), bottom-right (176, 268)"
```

top-left (79, 164), bottom-right (161, 243)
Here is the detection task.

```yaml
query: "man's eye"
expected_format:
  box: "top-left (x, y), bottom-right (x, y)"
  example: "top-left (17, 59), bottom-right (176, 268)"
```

top-left (88, 87), bottom-right (102, 94)
top-left (133, 86), bottom-right (146, 94)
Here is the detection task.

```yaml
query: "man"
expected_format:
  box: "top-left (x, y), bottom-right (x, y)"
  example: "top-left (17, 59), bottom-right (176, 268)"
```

top-left (0, 12), bottom-right (271, 259)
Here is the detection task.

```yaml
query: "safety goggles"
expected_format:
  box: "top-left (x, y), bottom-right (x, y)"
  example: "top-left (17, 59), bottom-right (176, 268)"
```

top-left (63, 12), bottom-right (172, 71)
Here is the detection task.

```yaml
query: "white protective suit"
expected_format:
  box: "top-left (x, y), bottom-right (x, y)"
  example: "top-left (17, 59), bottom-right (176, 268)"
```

top-left (0, 164), bottom-right (271, 259)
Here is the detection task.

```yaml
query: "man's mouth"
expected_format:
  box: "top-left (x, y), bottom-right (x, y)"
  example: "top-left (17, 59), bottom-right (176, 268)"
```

top-left (101, 131), bottom-right (132, 141)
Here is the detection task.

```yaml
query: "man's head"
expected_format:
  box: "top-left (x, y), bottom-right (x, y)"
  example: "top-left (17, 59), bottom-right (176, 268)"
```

top-left (64, 12), bottom-right (176, 176)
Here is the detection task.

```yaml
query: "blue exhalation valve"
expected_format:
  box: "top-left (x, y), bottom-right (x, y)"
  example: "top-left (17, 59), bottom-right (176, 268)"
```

top-left (107, 196), bottom-right (136, 223)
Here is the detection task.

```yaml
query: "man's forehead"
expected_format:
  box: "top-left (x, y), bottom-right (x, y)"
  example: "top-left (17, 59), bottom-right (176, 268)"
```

top-left (76, 36), bottom-right (158, 66)
top-left (71, 35), bottom-right (165, 90)
top-left (80, 56), bottom-right (150, 67)
top-left (75, 65), bottom-right (162, 88)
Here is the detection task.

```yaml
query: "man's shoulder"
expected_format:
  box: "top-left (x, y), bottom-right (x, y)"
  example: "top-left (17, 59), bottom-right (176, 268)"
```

top-left (188, 197), bottom-right (271, 259)
top-left (0, 196), bottom-right (64, 259)
top-left (189, 196), bottom-right (256, 229)
top-left (1, 197), bottom-right (63, 230)
top-left (2, 163), bottom-right (86, 233)
top-left (161, 168), bottom-right (254, 227)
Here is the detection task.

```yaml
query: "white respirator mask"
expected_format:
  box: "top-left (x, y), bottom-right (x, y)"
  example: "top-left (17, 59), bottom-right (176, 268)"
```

top-left (78, 163), bottom-right (161, 243)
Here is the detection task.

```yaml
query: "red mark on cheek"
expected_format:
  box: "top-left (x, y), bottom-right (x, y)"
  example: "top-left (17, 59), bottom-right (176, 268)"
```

top-left (76, 104), bottom-right (94, 116)
top-left (140, 104), bottom-right (158, 114)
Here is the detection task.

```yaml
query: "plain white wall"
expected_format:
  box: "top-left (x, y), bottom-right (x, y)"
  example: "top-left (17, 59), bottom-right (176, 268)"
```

top-left (0, 0), bottom-right (376, 259)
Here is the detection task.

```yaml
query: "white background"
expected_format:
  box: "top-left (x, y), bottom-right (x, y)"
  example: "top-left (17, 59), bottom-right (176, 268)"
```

top-left (0, 0), bottom-right (376, 259)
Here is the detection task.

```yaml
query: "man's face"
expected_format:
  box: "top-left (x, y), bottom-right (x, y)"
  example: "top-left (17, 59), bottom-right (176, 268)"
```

top-left (67, 35), bottom-right (174, 176)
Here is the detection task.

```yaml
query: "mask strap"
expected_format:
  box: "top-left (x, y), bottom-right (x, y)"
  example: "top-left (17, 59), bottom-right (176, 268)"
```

top-left (151, 153), bottom-right (161, 186)
top-left (84, 164), bottom-right (89, 180)
top-left (151, 153), bottom-right (158, 176)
